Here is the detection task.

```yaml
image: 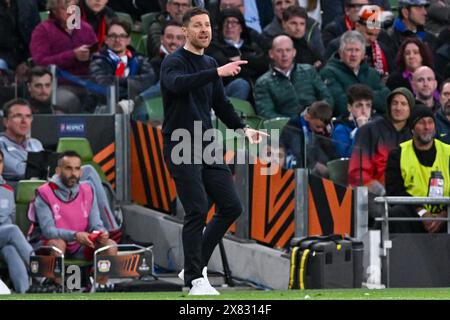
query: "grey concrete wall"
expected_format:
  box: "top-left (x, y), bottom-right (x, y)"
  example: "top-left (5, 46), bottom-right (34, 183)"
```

top-left (122, 205), bottom-right (291, 290)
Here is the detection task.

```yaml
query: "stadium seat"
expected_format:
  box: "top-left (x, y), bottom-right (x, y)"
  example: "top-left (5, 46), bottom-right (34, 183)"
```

top-left (327, 158), bottom-right (350, 186)
top-left (39, 11), bottom-right (49, 21)
top-left (116, 11), bottom-right (134, 26)
top-left (15, 180), bottom-right (46, 235)
top-left (229, 97), bottom-right (257, 116)
top-left (145, 96), bottom-right (164, 122)
top-left (136, 34), bottom-right (148, 56)
top-left (141, 12), bottom-right (159, 34)
top-left (261, 117), bottom-right (290, 131)
top-left (56, 138), bottom-right (107, 182)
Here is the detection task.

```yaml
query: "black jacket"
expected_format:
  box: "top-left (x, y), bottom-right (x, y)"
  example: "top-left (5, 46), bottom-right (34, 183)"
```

top-left (80, 0), bottom-right (117, 42)
top-left (0, 0), bottom-right (40, 69)
top-left (322, 15), bottom-right (348, 48)
top-left (90, 46), bottom-right (157, 100)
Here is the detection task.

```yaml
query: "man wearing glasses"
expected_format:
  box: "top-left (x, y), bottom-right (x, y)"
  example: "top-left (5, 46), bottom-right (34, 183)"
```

top-left (90, 19), bottom-right (156, 103)
top-left (147, 0), bottom-right (192, 57)
top-left (322, 0), bottom-right (369, 48)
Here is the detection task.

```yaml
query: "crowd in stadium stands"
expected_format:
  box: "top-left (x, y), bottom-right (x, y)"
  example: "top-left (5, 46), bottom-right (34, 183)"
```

top-left (0, 0), bottom-right (449, 292)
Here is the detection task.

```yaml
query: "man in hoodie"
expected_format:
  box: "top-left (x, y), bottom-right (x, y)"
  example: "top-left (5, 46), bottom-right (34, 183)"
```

top-left (90, 19), bottom-right (157, 102)
top-left (0, 148), bottom-right (33, 294)
top-left (30, 151), bottom-right (117, 263)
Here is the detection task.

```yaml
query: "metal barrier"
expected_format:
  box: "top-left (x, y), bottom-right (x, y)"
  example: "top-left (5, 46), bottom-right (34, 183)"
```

top-left (374, 196), bottom-right (450, 287)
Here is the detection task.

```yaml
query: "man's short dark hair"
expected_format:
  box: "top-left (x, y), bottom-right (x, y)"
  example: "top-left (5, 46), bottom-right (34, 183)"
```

top-left (27, 66), bottom-right (52, 84)
top-left (182, 7), bottom-right (210, 26)
top-left (347, 84), bottom-right (374, 105)
top-left (3, 98), bottom-right (31, 118)
top-left (307, 101), bottom-right (333, 123)
top-left (282, 5), bottom-right (307, 22)
top-left (106, 18), bottom-right (132, 36)
top-left (162, 20), bottom-right (183, 35)
top-left (440, 78), bottom-right (450, 92)
top-left (57, 150), bottom-right (82, 167)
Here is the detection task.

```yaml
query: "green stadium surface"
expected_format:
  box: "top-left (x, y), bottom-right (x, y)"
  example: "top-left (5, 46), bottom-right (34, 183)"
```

top-left (3, 288), bottom-right (450, 300)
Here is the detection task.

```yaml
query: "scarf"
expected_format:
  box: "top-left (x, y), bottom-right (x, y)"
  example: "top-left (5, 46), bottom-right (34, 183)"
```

top-left (81, 6), bottom-right (107, 48)
top-left (345, 15), bottom-right (355, 31)
top-left (371, 41), bottom-right (388, 75)
top-left (106, 49), bottom-right (138, 77)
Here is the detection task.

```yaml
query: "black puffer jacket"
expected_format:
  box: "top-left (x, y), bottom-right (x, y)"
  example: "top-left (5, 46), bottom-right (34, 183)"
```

top-left (90, 46), bottom-right (157, 100)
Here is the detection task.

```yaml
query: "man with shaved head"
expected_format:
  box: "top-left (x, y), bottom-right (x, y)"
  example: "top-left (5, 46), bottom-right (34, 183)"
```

top-left (411, 66), bottom-right (440, 112)
top-left (254, 35), bottom-right (332, 118)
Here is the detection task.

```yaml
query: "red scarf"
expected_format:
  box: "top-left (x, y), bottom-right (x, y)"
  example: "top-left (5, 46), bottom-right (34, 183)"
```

top-left (371, 41), bottom-right (388, 76)
top-left (115, 49), bottom-right (133, 77)
top-left (345, 15), bottom-right (355, 31)
top-left (81, 9), bottom-right (107, 48)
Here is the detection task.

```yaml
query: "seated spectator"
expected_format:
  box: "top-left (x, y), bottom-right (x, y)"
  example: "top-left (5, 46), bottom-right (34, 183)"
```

top-left (426, 0), bottom-right (450, 37)
top-left (435, 27), bottom-right (450, 80)
top-left (26, 66), bottom-right (62, 114)
top-left (0, 0), bottom-right (40, 79)
top-left (436, 79), bottom-right (450, 143)
top-left (332, 84), bottom-right (377, 158)
top-left (206, 8), bottom-right (267, 101)
top-left (220, 0), bottom-right (262, 33)
top-left (411, 66), bottom-right (440, 112)
top-left (29, 151), bottom-right (118, 283)
top-left (322, 0), bottom-right (369, 48)
top-left (0, 99), bottom-right (118, 232)
top-left (0, 149), bottom-right (33, 294)
top-left (386, 0), bottom-right (437, 54)
top-left (147, 0), bottom-right (192, 57)
top-left (321, 0), bottom-right (391, 28)
top-left (30, 0), bottom-right (99, 113)
top-left (262, 1), bottom-right (324, 57)
top-left (90, 19), bottom-right (157, 102)
top-left (254, 35), bottom-right (332, 118)
top-left (325, 5), bottom-right (395, 77)
top-left (80, 0), bottom-right (118, 48)
top-left (386, 37), bottom-right (435, 92)
top-left (320, 30), bottom-right (391, 117)
top-left (281, 5), bottom-right (322, 68)
top-left (385, 105), bottom-right (450, 233)
top-left (348, 87), bottom-right (414, 192)
top-left (280, 101), bottom-right (336, 176)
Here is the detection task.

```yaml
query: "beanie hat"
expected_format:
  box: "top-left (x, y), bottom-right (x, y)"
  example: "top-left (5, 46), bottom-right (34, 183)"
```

top-left (218, 8), bottom-right (249, 41)
top-left (386, 87), bottom-right (415, 115)
top-left (408, 104), bottom-right (435, 130)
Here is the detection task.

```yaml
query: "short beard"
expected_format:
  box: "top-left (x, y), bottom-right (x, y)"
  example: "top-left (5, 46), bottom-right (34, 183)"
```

top-left (444, 102), bottom-right (450, 116)
top-left (415, 132), bottom-right (434, 145)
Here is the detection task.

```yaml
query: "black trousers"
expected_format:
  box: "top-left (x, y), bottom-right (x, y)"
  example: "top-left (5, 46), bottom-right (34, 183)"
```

top-left (164, 158), bottom-right (242, 287)
top-left (389, 205), bottom-right (447, 233)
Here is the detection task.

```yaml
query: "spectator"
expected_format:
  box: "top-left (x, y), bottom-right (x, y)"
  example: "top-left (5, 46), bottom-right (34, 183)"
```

top-left (0, 149), bottom-right (33, 294)
top-left (147, 0), bottom-right (192, 57)
top-left (435, 27), bottom-right (450, 80)
top-left (322, 0), bottom-right (369, 48)
top-left (386, 0), bottom-right (437, 54)
top-left (320, 30), bottom-right (391, 117)
top-left (348, 87), bottom-right (414, 192)
top-left (30, 0), bottom-right (99, 113)
top-left (0, 0), bottom-right (40, 79)
top-left (108, 0), bottom-right (162, 22)
top-left (90, 19), bottom-right (157, 102)
top-left (80, 0), bottom-right (118, 48)
top-left (385, 105), bottom-right (450, 233)
top-left (26, 66), bottom-right (62, 114)
top-left (332, 84), bottom-right (376, 158)
top-left (425, 0), bottom-right (450, 37)
top-left (281, 5), bottom-right (322, 68)
top-left (321, 0), bottom-right (391, 28)
top-left (280, 101), bottom-right (336, 176)
top-left (254, 35), bottom-right (332, 119)
top-left (325, 5), bottom-right (395, 77)
top-left (29, 151), bottom-right (118, 284)
top-left (261, 1), bottom-right (324, 57)
top-left (206, 8), bottom-right (267, 101)
top-left (220, 0), bottom-right (262, 33)
top-left (435, 79), bottom-right (450, 143)
top-left (411, 66), bottom-right (440, 112)
top-left (0, 99), bottom-right (119, 232)
top-left (386, 37), bottom-right (435, 92)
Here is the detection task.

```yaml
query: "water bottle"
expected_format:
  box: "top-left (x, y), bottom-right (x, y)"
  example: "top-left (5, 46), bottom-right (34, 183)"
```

top-left (428, 171), bottom-right (444, 198)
